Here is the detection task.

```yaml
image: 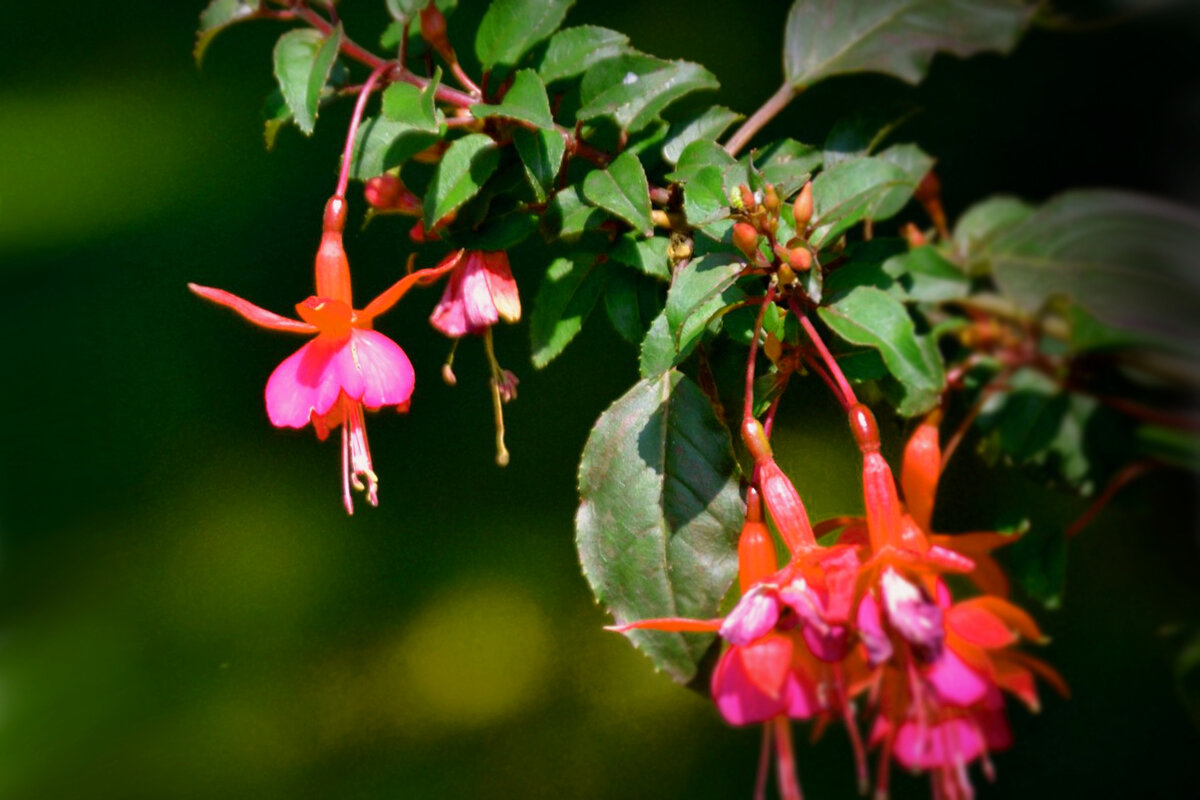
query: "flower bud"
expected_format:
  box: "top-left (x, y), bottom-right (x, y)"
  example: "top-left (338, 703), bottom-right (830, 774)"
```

top-left (364, 175), bottom-right (423, 216)
top-left (848, 403), bottom-right (880, 454)
top-left (763, 184), bottom-right (780, 215)
top-left (739, 184), bottom-right (756, 211)
top-left (901, 410), bottom-right (942, 532)
top-left (787, 247), bottom-right (812, 272)
top-left (792, 181), bottom-right (813, 231)
top-left (419, 2), bottom-right (454, 61)
top-left (733, 222), bottom-right (760, 260)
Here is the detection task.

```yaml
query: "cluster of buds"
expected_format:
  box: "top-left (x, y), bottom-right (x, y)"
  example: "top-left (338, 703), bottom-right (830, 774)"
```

top-left (732, 181), bottom-right (815, 293)
top-left (614, 400), bottom-right (1062, 800)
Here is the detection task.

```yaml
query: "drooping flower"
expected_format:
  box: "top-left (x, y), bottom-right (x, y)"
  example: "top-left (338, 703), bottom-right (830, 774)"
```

top-left (190, 196), bottom-right (460, 513)
top-left (429, 250), bottom-right (521, 338)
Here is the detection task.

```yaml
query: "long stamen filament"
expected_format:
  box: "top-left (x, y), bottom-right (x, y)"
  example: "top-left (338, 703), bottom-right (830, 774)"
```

top-left (483, 328), bottom-right (511, 467)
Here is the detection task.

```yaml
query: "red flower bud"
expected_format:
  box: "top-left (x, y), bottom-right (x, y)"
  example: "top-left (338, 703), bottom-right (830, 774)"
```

top-left (848, 403), bottom-right (880, 454)
top-left (739, 184), bottom-right (756, 210)
top-left (901, 410), bottom-right (942, 533)
top-left (787, 247), bottom-right (812, 272)
top-left (733, 222), bottom-right (760, 260)
top-left (364, 175), bottom-right (423, 216)
top-left (419, 1), bottom-right (454, 61)
top-left (763, 184), bottom-right (780, 215)
top-left (792, 181), bottom-right (813, 232)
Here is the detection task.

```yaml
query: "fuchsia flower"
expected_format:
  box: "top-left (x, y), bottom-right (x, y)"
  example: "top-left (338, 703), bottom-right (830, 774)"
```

top-left (190, 197), bottom-right (461, 513)
top-left (429, 250), bottom-right (521, 337)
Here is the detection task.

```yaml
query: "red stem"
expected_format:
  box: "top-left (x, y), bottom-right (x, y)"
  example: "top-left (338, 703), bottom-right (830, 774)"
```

top-left (1065, 460), bottom-right (1154, 538)
top-left (744, 287), bottom-right (778, 424)
top-left (795, 308), bottom-right (857, 408)
top-left (335, 60), bottom-right (395, 199)
top-left (724, 82), bottom-right (799, 156)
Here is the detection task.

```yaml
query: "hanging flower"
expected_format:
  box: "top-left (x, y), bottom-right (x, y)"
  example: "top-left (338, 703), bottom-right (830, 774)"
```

top-left (429, 250), bottom-right (521, 338)
top-left (190, 197), bottom-right (460, 513)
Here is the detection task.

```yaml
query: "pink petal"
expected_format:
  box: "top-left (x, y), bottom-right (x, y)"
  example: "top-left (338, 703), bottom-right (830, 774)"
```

top-left (925, 648), bottom-right (991, 707)
top-left (802, 624), bottom-right (849, 663)
top-left (783, 662), bottom-right (826, 720)
top-left (458, 251), bottom-right (502, 331)
top-left (880, 568), bottom-right (944, 660)
top-left (265, 337), bottom-right (348, 428)
top-left (893, 717), bottom-right (986, 770)
top-left (738, 636), bottom-right (794, 698)
top-left (481, 251), bottom-right (521, 323)
top-left (720, 585), bottom-right (782, 646)
top-left (343, 329), bottom-right (415, 410)
top-left (429, 264), bottom-right (473, 337)
top-left (712, 647), bottom-right (789, 726)
top-left (856, 592), bottom-right (893, 665)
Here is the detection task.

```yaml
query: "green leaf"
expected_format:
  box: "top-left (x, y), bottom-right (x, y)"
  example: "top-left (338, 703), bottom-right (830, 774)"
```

top-left (464, 211), bottom-right (539, 250)
top-left (581, 151), bottom-right (654, 236)
top-left (818, 286), bottom-right (944, 415)
top-left (611, 235), bottom-right (671, 281)
top-left (667, 139), bottom-right (737, 185)
top-left (381, 76), bottom-right (443, 132)
top-left (809, 157), bottom-right (911, 247)
top-left (577, 370), bottom-right (744, 683)
top-left (272, 26), bottom-right (342, 136)
top-left (983, 190), bottom-right (1200, 350)
top-left (666, 252), bottom-right (746, 358)
top-left (512, 127), bottom-right (565, 203)
top-left (196, 0), bottom-right (261, 63)
top-left (883, 245), bottom-right (969, 302)
top-left (349, 116), bottom-right (441, 180)
top-left (751, 138), bottom-right (822, 198)
top-left (953, 195), bottom-right (1032, 268)
top-left (424, 134), bottom-right (501, 226)
top-left (472, 69), bottom-right (555, 129)
top-left (476, 0), bottom-right (575, 71)
top-left (538, 25), bottom-right (630, 84)
top-left (680, 166), bottom-right (728, 230)
top-left (783, 0), bottom-right (1031, 89)
top-left (639, 311), bottom-right (676, 378)
top-left (542, 186), bottom-right (607, 240)
top-left (871, 143), bottom-right (933, 220)
top-left (604, 269), bottom-right (661, 344)
top-left (662, 106), bottom-right (743, 165)
top-left (578, 55), bottom-right (719, 134)
top-left (530, 254), bottom-right (608, 368)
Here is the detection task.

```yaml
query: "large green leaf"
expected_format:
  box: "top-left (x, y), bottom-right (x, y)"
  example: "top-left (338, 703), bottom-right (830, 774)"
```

top-left (662, 106), bottom-right (743, 165)
top-left (195, 0), bottom-right (261, 63)
top-left (577, 370), bottom-right (744, 683)
top-left (665, 252), bottom-right (746, 358)
top-left (783, 0), bottom-right (1031, 89)
top-left (381, 76), bottom-right (442, 132)
top-left (475, 0), bottom-right (575, 71)
top-left (581, 151), bottom-right (653, 236)
top-left (818, 286), bottom-right (945, 415)
top-left (349, 117), bottom-right (441, 180)
top-left (537, 25), bottom-right (631, 84)
top-left (472, 69), bottom-right (555, 129)
top-left (423, 134), bottom-right (501, 226)
top-left (952, 195), bottom-right (1032, 267)
top-left (530, 254), bottom-right (608, 368)
top-left (272, 26), bottom-right (342, 136)
top-left (809, 157), bottom-right (911, 247)
top-left (512, 127), bottom-right (566, 203)
top-left (982, 190), bottom-right (1200, 351)
top-left (578, 55), bottom-right (719, 133)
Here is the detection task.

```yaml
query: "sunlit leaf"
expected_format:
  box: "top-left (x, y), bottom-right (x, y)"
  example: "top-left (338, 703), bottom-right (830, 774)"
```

top-left (582, 151), bottom-right (654, 236)
top-left (662, 106), bottom-right (743, 165)
top-left (195, 0), bottom-right (261, 64)
top-left (272, 26), bottom-right (342, 136)
top-left (666, 252), bottom-right (747, 358)
top-left (538, 25), bottom-right (630, 84)
top-left (513, 127), bottom-right (566, 202)
top-left (473, 69), bottom-right (555, 129)
top-left (476, 0), bottom-right (575, 71)
top-left (578, 54), bottom-right (718, 133)
top-left (577, 370), bottom-right (743, 683)
top-left (531, 254), bottom-right (608, 368)
top-left (809, 157), bottom-right (911, 246)
top-left (424, 134), bottom-right (501, 226)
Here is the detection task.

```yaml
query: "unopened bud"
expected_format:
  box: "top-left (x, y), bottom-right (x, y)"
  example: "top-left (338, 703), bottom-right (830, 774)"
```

top-left (848, 403), bottom-right (880, 453)
top-left (787, 247), bottom-right (812, 272)
top-left (901, 410), bottom-right (942, 532)
top-left (777, 263), bottom-right (796, 287)
top-left (763, 184), bottom-right (780, 215)
top-left (900, 222), bottom-right (927, 248)
top-left (792, 182), bottom-right (813, 232)
top-left (419, 2), bottom-right (454, 61)
top-left (733, 222), bottom-right (760, 260)
top-left (739, 185), bottom-right (756, 211)
top-left (914, 171), bottom-right (941, 206)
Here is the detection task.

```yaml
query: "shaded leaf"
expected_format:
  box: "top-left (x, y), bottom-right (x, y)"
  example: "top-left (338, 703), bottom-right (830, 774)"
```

top-left (605, 269), bottom-right (661, 344)
top-left (424, 134), bottom-right (501, 226)
top-left (272, 26), bottom-right (342, 136)
top-left (577, 370), bottom-right (744, 683)
top-left (538, 25), bottom-right (630, 84)
top-left (582, 151), bottom-right (654, 235)
top-left (662, 106), bottom-right (743, 165)
top-left (953, 195), bottom-right (1032, 268)
top-left (871, 143), bottom-right (933, 219)
top-left (666, 253), bottom-right (747, 358)
top-left (530, 254), bottom-right (608, 368)
top-left (473, 69), bottom-right (555, 129)
top-left (542, 186), bottom-right (607, 240)
top-left (349, 116), bottom-right (441, 180)
top-left (823, 105), bottom-right (919, 169)
top-left (809, 157), bottom-right (911, 247)
top-left (818, 286), bottom-right (944, 415)
top-left (784, 0), bottom-right (1031, 89)
top-left (611, 235), bottom-right (671, 281)
top-left (578, 54), bottom-right (719, 133)
top-left (513, 127), bottom-right (566, 202)
top-left (476, 0), bottom-right (575, 71)
top-left (465, 212), bottom-right (539, 250)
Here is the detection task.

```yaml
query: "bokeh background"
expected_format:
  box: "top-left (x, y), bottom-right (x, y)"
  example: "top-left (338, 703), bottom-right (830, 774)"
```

top-left (2, 1), bottom-right (1199, 798)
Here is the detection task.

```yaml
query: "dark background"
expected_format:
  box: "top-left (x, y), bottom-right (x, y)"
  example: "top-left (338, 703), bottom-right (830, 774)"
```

top-left (1, 1), bottom-right (1198, 798)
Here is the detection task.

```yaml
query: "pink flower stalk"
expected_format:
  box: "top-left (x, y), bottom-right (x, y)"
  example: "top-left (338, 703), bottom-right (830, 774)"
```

top-left (429, 250), bottom-right (521, 337)
top-left (190, 197), bottom-right (461, 513)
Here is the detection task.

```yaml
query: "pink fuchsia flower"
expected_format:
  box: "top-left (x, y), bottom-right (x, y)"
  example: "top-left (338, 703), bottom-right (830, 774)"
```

top-left (429, 250), bottom-right (520, 338)
top-left (190, 197), bottom-right (461, 513)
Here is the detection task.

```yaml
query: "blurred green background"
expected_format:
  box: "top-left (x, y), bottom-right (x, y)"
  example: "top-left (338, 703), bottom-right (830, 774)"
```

top-left (1, 1), bottom-right (1198, 798)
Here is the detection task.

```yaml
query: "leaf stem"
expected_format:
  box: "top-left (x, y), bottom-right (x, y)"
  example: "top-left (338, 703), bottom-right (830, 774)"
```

top-left (724, 82), bottom-right (799, 157)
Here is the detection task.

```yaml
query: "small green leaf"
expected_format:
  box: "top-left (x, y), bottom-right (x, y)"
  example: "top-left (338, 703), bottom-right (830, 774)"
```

top-left (381, 76), bottom-right (442, 132)
top-left (578, 55), bottom-right (719, 134)
top-left (666, 253), bottom-right (746, 358)
top-left (582, 151), bottom-right (654, 236)
top-left (667, 139), bottom-right (737, 185)
top-left (784, 0), bottom-right (1031, 89)
top-left (809, 157), bottom-right (911, 247)
top-left (476, 0), bottom-right (575, 71)
top-left (818, 286), bottom-right (944, 415)
top-left (538, 25), bottom-right (630, 84)
top-left (639, 311), bottom-right (676, 379)
top-left (272, 26), bottom-right (342, 136)
top-left (196, 0), bottom-right (261, 64)
top-left (472, 69), bottom-right (555, 129)
top-left (953, 195), bottom-right (1033, 268)
top-left (577, 370), bottom-right (744, 683)
top-left (871, 143), bottom-right (933, 220)
top-left (349, 116), bottom-right (441, 180)
top-left (611, 235), bottom-right (671, 281)
top-left (681, 166), bottom-right (728, 229)
top-left (662, 106), bottom-right (743, 165)
top-left (542, 186), bottom-right (607, 240)
top-left (512, 127), bottom-right (566, 203)
top-left (530, 254), bottom-right (608, 368)
top-left (424, 134), bottom-right (501, 226)
top-left (983, 190), bottom-right (1200, 350)
top-left (883, 245), bottom-right (969, 302)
